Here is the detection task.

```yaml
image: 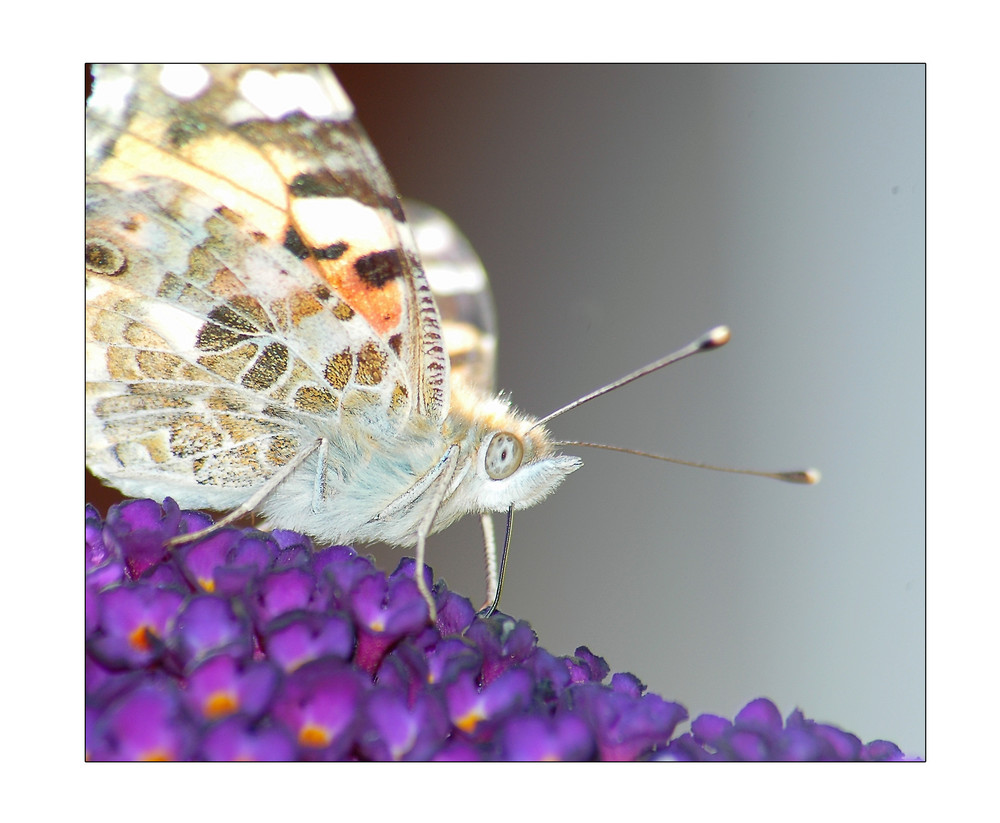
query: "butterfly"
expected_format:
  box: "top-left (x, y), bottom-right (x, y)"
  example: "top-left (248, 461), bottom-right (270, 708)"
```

top-left (86, 64), bottom-right (588, 620)
top-left (86, 65), bottom-right (818, 623)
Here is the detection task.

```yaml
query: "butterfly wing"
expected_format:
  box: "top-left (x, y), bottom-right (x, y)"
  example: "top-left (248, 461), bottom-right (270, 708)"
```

top-left (86, 64), bottom-right (449, 508)
top-left (404, 200), bottom-right (498, 397)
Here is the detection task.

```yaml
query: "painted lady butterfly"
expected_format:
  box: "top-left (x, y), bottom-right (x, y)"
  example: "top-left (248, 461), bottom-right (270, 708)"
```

top-left (86, 64), bottom-right (584, 620)
top-left (86, 64), bottom-right (816, 622)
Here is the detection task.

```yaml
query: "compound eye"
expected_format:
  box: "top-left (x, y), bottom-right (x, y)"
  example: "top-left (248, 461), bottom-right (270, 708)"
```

top-left (484, 432), bottom-right (523, 480)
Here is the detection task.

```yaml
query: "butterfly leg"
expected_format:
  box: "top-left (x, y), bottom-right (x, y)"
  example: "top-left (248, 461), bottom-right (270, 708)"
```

top-left (166, 439), bottom-right (322, 547)
top-left (311, 437), bottom-right (329, 512)
top-left (477, 504), bottom-right (514, 619)
top-left (413, 445), bottom-right (461, 623)
top-left (478, 513), bottom-right (498, 612)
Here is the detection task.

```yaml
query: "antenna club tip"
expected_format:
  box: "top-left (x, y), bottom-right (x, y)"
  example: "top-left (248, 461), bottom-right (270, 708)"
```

top-left (781, 468), bottom-right (821, 484)
top-left (704, 325), bottom-right (731, 348)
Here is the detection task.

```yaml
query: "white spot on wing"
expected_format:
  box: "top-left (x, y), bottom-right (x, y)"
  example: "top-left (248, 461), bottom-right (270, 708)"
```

top-left (291, 197), bottom-right (391, 250)
top-left (158, 64), bottom-right (210, 100)
top-left (237, 68), bottom-right (351, 120)
top-left (143, 301), bottom-right (211, 354)
top-left (87, 67), bottom-right (136, 118)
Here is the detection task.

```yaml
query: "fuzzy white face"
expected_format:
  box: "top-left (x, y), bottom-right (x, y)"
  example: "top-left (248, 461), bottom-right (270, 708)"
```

top-left (468, 429), bottom-right (582, 513)
top-left (433, 386), bottom-right (583, 526)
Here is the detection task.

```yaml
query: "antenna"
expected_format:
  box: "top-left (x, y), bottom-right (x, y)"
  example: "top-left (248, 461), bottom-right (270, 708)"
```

top-left (556, 441), bottom-right (820, 485)
top-left (531, 324), bottom-right (819, 486)
top-left (530, 325), bottom-right (731, 430)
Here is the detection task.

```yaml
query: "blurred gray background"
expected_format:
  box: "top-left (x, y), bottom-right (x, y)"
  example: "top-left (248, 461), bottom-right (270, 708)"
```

top-left (335, 64), bottom-right (924, 755)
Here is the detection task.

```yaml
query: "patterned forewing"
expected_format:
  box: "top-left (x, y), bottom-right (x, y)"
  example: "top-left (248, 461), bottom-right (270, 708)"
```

top-left (86, 64), bottom-right (446, 502)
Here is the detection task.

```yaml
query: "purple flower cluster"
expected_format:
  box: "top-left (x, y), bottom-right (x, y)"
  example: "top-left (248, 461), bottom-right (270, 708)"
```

top-left (86, 499), bottom-right (916, 761)
top-left (658, 697), bottom-right (915, 761)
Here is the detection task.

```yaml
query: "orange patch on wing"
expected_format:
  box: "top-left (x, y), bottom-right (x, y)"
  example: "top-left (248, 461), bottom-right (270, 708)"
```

top-left (313, 254), bottom-right (403, 338)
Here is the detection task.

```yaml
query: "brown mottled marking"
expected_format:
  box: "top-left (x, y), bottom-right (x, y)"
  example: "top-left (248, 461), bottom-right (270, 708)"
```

top-left (137, 350), bottom-right (187, 379)
top-left (341, 388), bottom-right (381, 413)
top-left (241, 342), bottom-right (289, 390)
top-left (86, 238), bottom-right (127, 276)
top-left (194, 444), bottom-right (262, 487)
top-left (215, 205), bottom-right (244, 226)
top-left (294, 385), bottom-right (339, 415)
top-left (94, 394), bottom-right (191, 417)
top-left (104, 416), bottom-right (158, 442)
top-left (390, 383), bottom-right (409, 412)
top-left (129, 381), bottom-right (204, 397)
top-left (355, 341), bottom-right (387, 386)
top-left (196, 306), bottom-right (259, 352)
top-left (289, 290), bottom-right (324, 325)
top-left (218, 414), bottom-right (271, 441)
top-left (180, 362), bottom-right (215, 382)
top-left (186, 245), bottom-right (222, 285)
top-left (207, 268), bottom-right (247, 301)
top-left (266, 436), bottom-right (299, 466)
top-left (263, 404), bottom-right (294, 421)
top-left (89, 309), bottom-right (129, 344)
top-left (123, 320), bottom-right (169, 350)
top-left (198, 342), bottom-right (258, 381)
top-left (388, 334), bottom-right (402, 357)
top-left (324, 348), bottom-right (353, 391)
top-left (267, 359), bottom-right (314, 403)
top-left (268, 297), bottom-right (291, 334)
top-left (332, 300), bottom-right (355, 321)
top-left (175, 283), bottom-right (216, 315)
top-left (137, 433), bottom-right (171, 463)
top-left (169, 415), bottom-right (224, 457)
top-left (106, 347), bottom-right (141, 380)
top-left (156, 272), bottom-right (187, 301)
top-left (229, 295), bottom-right (274, 332)
top-left (206, 388), bottom-right (246, 412)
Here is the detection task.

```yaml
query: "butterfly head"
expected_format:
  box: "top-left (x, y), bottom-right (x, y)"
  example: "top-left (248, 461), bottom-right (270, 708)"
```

top-left (448, 388), bottom-right (582, 515)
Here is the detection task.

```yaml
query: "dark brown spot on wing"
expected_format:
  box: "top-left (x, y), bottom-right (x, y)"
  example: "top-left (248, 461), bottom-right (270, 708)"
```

top-left (324, 348), bottom-right (353, 391)
top-left (241, 342), bottom-right (289, 391)
top-left (283, 224), bottom-right (347, 262)
top-left (293, 385), bottom-right (339, 415)
top-left (354, 249), bottom-right (404, 289)
top-left (169, 415), bottom-right (223, 457)
top-left (196, 305), bottom-right (259, 352)
top-left (332, 301), bottom-right (355, 321)
top-left (283, 225), bottom-right (310, 260)
top-left (86, 238), bottom-right (127, 276)
top-left (198, 343), bottom-right (258, 381)
top-left (355, 342), bottom-right (387, 386)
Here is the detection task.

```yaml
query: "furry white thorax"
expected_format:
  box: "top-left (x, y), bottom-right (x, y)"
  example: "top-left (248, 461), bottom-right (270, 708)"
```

top-left (259, 383), bottom-right (582, 547)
